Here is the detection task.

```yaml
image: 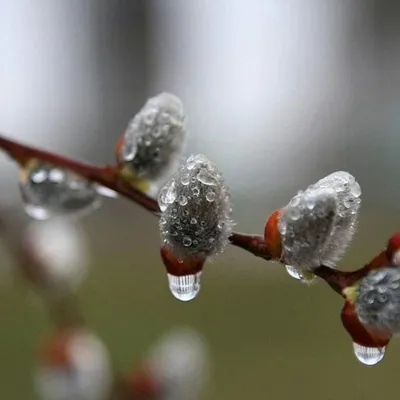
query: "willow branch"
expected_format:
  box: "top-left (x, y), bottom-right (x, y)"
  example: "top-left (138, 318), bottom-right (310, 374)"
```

top-left (0, 134), bottom-right (271, 259)
top-left (0, 134), bottom-right (159, 214)
top-left (0, 134), bottom-right (391, 296)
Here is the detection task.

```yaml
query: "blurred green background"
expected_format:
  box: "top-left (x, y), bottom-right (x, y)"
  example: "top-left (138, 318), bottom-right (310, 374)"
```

top-left (0, 207), bottom-right (399, 399)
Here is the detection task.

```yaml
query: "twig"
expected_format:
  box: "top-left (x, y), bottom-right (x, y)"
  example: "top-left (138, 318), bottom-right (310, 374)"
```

top-left (0, 134), bottom-right (271, 259)
top-left (0, 134), bottom-right (392, 297)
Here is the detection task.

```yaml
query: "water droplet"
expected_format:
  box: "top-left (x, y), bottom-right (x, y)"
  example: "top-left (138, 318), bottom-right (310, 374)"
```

top-left (186, 155), bottom-right (198, 170)
top-left (287, 207), bottom-right (301, 221)
top-left (178, 195), bottom-right (188, 206)
top-left (19, 163), bottom-right (100, 220)
top-left (49, 169), bottom-right (64, 183)
top-left (206, 190), bottom-right (216, 202)
top-left (305, 195), bottom-right (315, 210)
top-left (352, 343), bottom-right (385, 366)
top-left (158, 181), bottom-right (177, 210)
top-left (350, 183), bottom-right (362, 198)
top-left (285, 265), bottom-right (315, 284)
top-left (192, 187), bottom-right (200, 196)
top-left (165, 182), bottom-right (177, 204)
top-left (290, 195), bottom-right (301, 208)
top-left (183, 237), bottom-right (192, 247)
top-left (95, 185), bottom-right (119, 198)
top-left (197, 168), bottom-right (217, 186)
top-left (285, 265), bottom-right (302, 280)
top-left (190, 218), bottom-right (197, 224)
top-left (167, 272), bottom-right (202, 302)
top-left (278, 221), bottom-right (287, 235)
top-left (120, 133), bottom-right (138, 162)
top-left (181, 174), bottom-right (190, 185)
top-left (31, 169), bottom-right (47, 183)
top-left (24, 204), bottom-right (50, 220)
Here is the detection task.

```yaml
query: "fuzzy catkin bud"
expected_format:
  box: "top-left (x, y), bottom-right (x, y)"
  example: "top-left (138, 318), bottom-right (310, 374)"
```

top-left (158, 154), bottom-right (234, 260)
top-left (118, 92), bottom-right (186, 183)
top-left (278, 187), bottom-right (338, 270)
top-left (278, 171), bottom-right (361, 271)
top-left (355, 267), bottom-right (400, 334)
top-left (309, 171), bottom-right (361, 267)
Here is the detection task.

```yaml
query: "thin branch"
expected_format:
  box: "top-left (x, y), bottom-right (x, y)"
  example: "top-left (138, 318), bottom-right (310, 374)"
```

top-left (228, 233), bottom-right (271, 260)
top-left (0, 134), bottom-right (159, 214)
top-left (0, 134), bottom-right (272, 259)
top-left (0, 134), bottom-right (390, 295)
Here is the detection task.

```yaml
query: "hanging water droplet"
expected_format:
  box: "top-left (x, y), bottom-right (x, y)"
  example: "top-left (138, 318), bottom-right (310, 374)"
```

top-left (206, 191), bottom-right (216, 202)
top-left (285, 265), bottom-right (315, 284)
top-left (167, 272), bottom-right (202, 302)
top-left (352, 343), bottom-right (385, 366)
top-left (285, 265), bottom-right (302, 280)
top-left (24, 204), bottom-right (50, 220)
top-left (94, 185), bottom-right (119, 198)
top-left (183, 237), bottom-right (192, 247)
top-left (178, 195), bottom-right (188, 206)
top-left (19, 161), bottom-right (101, 220)
top-left (190, 218), bottom-right (197, 224)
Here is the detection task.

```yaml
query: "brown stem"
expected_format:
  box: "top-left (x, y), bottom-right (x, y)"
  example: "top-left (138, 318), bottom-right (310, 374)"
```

top-left (312, 266), bottom-right (351, 295)
top-left (0, 134), bottom-right (391, 291)
top-left (313, 249), bottom-right (392, 296)
top-left (0, 134), bottom-right (274, 260)
top-left (229, 233), bottom-right (271, 260)
top-left (0, 134), bottom-right (159, 214)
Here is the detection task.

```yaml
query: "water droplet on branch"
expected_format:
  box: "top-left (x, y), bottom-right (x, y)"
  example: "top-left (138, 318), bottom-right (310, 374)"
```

top-left (19, 160), bottom-right (113, 220)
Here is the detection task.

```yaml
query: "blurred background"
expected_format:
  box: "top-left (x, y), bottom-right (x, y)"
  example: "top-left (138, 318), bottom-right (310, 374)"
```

top-left (0, 0), bottom-right (400, 398)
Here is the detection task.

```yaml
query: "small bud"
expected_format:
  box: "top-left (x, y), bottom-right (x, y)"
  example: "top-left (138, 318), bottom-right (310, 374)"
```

top-left (278, 187), bottom-right (338, 270)
top-left (23, 218), bottom-right (89, 294)
top-left (342, 286), bottom-right (391, 366)
top-left (159, 154), bottom-right (233, 260)
top-left (308, 171), bottom-right (361, 267)
top-left (116, 92), bottom-right (186, 191)
top-left (19, 159), bottom-right (115, 220)
top-left (266, 171), bottom-right (361, 281)
top-left (355, 267), bottom-right (400, 335)
top-left (35, 328), bottom-right (111, 400)
top-left (158, 154), bottom-right (234, 301)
